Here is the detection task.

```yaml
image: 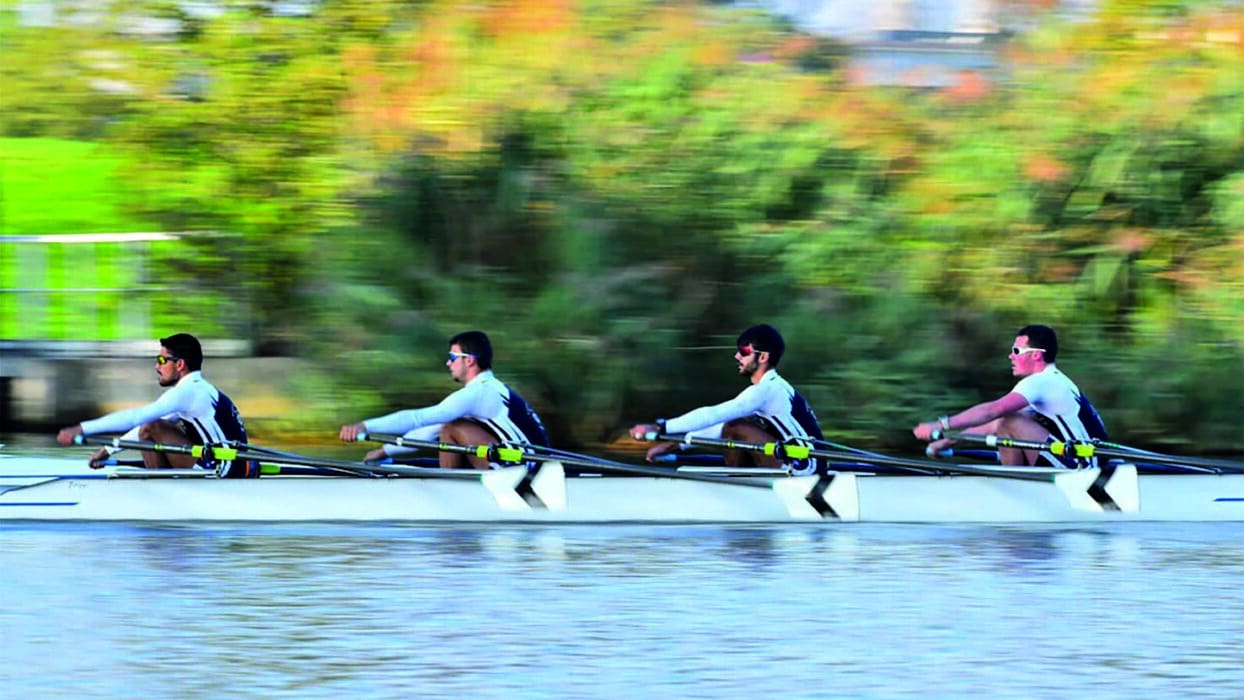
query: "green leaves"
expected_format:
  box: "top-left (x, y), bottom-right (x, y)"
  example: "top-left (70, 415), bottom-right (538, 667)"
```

top-left (6, 1), bottom-right (1242, 451)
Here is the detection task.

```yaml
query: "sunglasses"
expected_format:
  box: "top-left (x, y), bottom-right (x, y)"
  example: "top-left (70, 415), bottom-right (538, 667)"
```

top-left (1011, 346), bottom-right (1045, 356)
top-left (155, 354), bottom-right (181, 366)
top-left (447, 351), bottom-right (475, 363)
top-left (736, 346), bottom-right (762, 357)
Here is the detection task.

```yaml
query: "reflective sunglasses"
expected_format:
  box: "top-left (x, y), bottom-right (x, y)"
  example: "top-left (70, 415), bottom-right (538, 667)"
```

top-left (155, 354), bottom-right (180, 366)
top-left (447, 351), bottom-right (475, 363)
top-left (1011, 346), bottom-right (1045, 357)
top-left (736, 346), bottom-right (760, 357)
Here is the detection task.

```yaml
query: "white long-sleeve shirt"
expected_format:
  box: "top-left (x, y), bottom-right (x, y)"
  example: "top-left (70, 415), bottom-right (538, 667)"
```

top-left (665, 370), bottom-right (824, 474)
top-left (364, 370), bottom-right (549, 456)
top-left (666, 370), bottom-right (822, 439)
top-left (81, 371), bottom-right (246, 446)
top-left (80, 371), bottom-right (249, 475)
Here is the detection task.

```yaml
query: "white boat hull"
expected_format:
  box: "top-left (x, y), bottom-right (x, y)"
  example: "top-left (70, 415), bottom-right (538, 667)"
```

top-left (3, 455), bottom-right (1242, 523)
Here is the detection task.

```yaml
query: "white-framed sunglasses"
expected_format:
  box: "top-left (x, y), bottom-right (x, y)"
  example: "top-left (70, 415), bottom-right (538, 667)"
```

top-left (1011, 346), bottom-right (1045, 356)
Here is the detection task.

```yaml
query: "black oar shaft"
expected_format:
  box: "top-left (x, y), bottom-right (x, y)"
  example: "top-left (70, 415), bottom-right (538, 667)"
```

top-left (75, 435), bottom-right (223, 459)
top-left (934, 431), bottom-right (1244, 472)
top-left (361, 433), bottom-right (774, 488)
top-left (653, 433), bottom-right (1057, 482)
top-left (72, 435), bottom-right (470, 479)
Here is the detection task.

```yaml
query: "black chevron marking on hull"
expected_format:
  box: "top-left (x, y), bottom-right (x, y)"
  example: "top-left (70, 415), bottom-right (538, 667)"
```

top-left (514, 467), bottom-right (546, 509)
top-left (1087, 464), bottom-right (1120, 511)
top-left (803, 474), bottom-right (839, 519)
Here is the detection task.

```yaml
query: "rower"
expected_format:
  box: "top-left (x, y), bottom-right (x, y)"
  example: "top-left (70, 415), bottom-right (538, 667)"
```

top-left (55, 333), bottom-right (255, 477)
top-left (912, 324), bottom-right (1108, 467)
top-left (338, 330), bottom-right (550, 469)
top-left (629, 324), bottom-right (825, 475)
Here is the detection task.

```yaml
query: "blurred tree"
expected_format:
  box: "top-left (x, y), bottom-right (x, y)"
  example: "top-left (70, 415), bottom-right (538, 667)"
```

top-left (5, 0), bottom-right (1241, 451)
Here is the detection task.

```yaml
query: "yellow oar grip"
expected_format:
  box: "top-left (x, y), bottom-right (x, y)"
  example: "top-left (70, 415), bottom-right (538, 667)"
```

top-left (495, 446), bottom-right (525, 463)
top-left (1049, 442), bottom-right (1095, 458)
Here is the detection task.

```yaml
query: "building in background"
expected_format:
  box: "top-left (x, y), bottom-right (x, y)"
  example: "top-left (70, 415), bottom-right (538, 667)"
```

top-left (762, 0), bottom-right (1097, 87)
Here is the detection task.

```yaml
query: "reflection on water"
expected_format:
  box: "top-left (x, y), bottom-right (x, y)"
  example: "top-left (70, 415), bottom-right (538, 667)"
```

top-left (4, 522), bottom-right (1244, 698)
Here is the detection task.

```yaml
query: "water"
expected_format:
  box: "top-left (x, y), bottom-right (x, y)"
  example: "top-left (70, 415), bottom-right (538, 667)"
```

top-left (4, 522), bottom-right (1244, 699)
top-left (5, 435), bottom-right (1244, 698)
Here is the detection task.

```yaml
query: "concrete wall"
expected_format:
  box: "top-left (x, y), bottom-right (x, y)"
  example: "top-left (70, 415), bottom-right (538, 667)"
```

top-left (1, 357), bottom-right (307, 430)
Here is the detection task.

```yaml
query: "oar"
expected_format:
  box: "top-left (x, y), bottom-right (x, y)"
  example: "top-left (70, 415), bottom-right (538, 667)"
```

top-left (359, 432), bottom-right (859, 520)
top-left (524, 443), bottom-right (644, 470)
top-left (931, 431), bottom-right (1244, 474)
top-left (90, 447), bottom-right (364, 477)
top-left (813, 438), bottom-right (896, 461)
top-left (644, 432), bottom-right (1060, 480)
top-left (641, 431), bottom-right (1138, 513)
top-left (221, 442), bottom-right (388, 477)
top-left (360, 432), bottom-right (776, 484)
top-left (71, 435), bottom-right (475, 480)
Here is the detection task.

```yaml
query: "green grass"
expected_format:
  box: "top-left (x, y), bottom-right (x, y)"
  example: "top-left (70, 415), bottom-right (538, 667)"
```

top-left (0, 138), bottom-right (201, 340)
top-left (1, 137), bottom-right (154, 234)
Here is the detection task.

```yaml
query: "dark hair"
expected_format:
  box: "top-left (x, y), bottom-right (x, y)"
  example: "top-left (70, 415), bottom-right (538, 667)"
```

top-left (1017, 324), bottom-right (1058, 362)
top-left (450, 330), bottom-right (493, 370)
top-left (160, 333), bottom-right (203, 371)
top-left (736, 324), bottom-right (785, 367)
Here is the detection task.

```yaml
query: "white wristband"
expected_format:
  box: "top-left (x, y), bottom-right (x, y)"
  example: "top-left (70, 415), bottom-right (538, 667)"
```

top-left (938, 415), bottom-right (951, 431)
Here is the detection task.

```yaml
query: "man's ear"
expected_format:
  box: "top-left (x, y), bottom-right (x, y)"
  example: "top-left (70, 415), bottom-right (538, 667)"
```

top-left (758, 351), bottom-right (769, 365)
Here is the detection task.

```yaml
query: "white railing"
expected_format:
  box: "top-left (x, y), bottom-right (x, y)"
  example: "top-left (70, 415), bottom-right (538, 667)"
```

top-left (0, 231), bottom-right (241, 344)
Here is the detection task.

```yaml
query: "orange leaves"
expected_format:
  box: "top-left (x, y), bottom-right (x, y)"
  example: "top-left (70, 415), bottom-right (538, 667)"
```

top-left (1024, 154), bottom-right (1068, 183)
top-left (1110, 228), bottom-right (1151, 256)
top-left (692, 41), bottom-right (732, 68)
top-left (478, 0), bottom-right (573, 37)
top-left (942, 70), bottom-right (990, 103)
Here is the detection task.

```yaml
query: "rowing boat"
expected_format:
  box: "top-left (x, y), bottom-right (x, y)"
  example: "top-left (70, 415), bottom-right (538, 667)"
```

top-left (3, 452), bottom-right (1243, 522)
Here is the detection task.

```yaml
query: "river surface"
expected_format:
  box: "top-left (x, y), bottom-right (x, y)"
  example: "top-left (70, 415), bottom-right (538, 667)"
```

top-left (4, 436), bottom-right (1244, 698)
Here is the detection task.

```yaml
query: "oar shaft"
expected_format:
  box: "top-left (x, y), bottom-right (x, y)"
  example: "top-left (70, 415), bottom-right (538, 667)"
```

top-left (649, 433), bottom-right (812, 460)
top-left (930, 431), bottom-right (1094, 459)
top-left (73, 435), bottom-right (468, 479)
top-left (651, 433), bottom-right (1057, 482)
top-left (75, 435), bottom-right (229, 459)
top-left (1094, 440), bottom-right (1244, 471)
top-left (933, 431), bottom-right (1244, 472)
top-left (361, 432), bottom-right (517, 463)
top-left (362, 433), bottom-right (774, 488)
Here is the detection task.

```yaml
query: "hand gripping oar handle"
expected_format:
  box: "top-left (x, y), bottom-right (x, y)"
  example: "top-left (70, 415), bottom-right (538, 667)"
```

top-left (931, 430), bottom-right (1244, 472)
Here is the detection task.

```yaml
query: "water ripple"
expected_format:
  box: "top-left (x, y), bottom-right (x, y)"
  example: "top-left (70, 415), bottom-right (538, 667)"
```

top-left (3, 523), bottom-right (1244, 698)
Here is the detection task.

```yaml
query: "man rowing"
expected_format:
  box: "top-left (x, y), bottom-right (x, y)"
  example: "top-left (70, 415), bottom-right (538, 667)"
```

top-left (338, 330), bottom-right (550, 468)
top-left (912, 324), bottom-right (1108, 467)
top-left (55, 333), bottom-right (254, 477)
top-left (629, 324), bottom-right (825, 475)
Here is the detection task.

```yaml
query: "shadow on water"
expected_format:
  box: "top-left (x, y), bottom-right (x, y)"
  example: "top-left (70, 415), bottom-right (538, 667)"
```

top-left (1, 519), bottom-right (1182, 579)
